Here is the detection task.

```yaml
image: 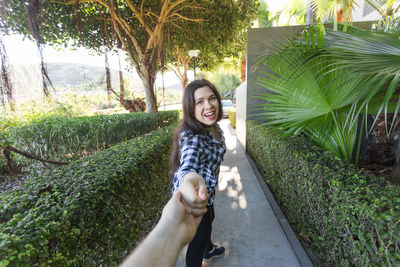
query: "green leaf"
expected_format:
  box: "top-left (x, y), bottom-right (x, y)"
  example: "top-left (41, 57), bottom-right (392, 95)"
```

top-left (72, 228), bottom-right (81, 235)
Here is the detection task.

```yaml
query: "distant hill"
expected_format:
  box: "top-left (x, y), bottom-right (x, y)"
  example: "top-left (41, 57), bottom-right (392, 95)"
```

top-left (10, 62), bottom-right (144, 95)
top-left (7, 62), bottom-right (184, 103)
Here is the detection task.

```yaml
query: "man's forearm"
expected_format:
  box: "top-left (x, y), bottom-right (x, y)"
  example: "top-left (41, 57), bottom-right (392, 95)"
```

top-left (120, 222), bottom-right (182, 267)
top-left (120, 186), bottom-right (206, 266)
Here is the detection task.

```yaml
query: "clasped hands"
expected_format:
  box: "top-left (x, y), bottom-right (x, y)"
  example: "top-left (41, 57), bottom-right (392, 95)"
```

top-left (119, 173), bottom-right (209, 267)
top-left (160, 172), bottom-right (209, 246)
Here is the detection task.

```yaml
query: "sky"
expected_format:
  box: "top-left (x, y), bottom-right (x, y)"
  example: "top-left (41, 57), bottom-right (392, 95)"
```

top-left (265, 0), bottom-right (290, 12)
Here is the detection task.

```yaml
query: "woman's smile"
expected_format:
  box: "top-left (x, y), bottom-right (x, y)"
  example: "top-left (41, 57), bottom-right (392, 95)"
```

top-left (204, 110), bottom-right (216, 120)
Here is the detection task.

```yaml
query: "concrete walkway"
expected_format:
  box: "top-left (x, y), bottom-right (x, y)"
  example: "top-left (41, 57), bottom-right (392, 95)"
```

top-left (176, 119), bottom-right (312, 267)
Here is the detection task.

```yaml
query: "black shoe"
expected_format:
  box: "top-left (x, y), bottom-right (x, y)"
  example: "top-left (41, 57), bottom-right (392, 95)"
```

top-left (203, 244), bottom-right (225, 262)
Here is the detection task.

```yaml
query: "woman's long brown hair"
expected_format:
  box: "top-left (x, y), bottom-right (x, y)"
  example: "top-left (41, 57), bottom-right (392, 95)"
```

top-left (168, 79), bottom-right (223, 180)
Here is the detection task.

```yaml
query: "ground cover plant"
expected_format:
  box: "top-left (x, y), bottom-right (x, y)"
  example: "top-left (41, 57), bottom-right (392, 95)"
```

top-left (247, 120), bottom-right (400, 266)
top-left (0, 124), bottom-right (176, 265)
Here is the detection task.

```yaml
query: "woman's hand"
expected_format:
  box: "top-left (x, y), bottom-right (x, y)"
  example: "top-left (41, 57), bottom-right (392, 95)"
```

top-left (179, 172), bottom-right (209, 216)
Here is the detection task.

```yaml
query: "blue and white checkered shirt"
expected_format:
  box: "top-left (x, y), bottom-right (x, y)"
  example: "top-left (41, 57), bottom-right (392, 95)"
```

top-left (172, 128), bottom-right (226, 206)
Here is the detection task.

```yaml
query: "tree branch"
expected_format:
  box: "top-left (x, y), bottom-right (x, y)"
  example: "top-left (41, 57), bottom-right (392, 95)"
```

top-left (51, 0), bottom-right (93, 4)
top-left (169, 65), bottom-right (181, 80)
top-left (169, 13), bottom-right (205, 22)
top-left (169, 21), bottom-right (184, 30)
top-left (125, 0), bottom-right (152, 35)
top-left (107, 0), bottom-right (143, 71)
top-left (4, 146), bottom-right (70, 166)
top-left (0, 131), bottom-right (10, 147)
top-left (166, 0), bottom-right (187, 14)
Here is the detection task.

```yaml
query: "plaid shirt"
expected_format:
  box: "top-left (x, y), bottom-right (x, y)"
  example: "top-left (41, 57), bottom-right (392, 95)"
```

top-left (172, 128), bottom-right (226, 206)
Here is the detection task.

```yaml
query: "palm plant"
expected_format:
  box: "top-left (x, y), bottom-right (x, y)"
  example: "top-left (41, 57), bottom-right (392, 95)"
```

top-left (255, 26), bottom-right (400, 163)
top-left (324, 25), bottom-right (400, 131)
top-left (310, 0), bottom-right (394, 32)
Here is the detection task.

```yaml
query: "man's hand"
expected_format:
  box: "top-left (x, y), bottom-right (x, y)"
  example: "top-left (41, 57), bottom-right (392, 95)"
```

top-left (120, 174), bottom-right (209, 267)
top-left (179, 172), bottom-right (209, 217)
top-left (160, 190), bottom-right (206, 246)
top-left (121, 185), bottom-right (208, 267)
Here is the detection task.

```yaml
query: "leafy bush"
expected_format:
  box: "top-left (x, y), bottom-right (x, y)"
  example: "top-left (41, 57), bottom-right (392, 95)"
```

top-left (0, 125), bottom-right (176, 266)
top-left (210, 73), bottom-right (241, 95)
top-left (247, 120), bottom-right (400, 266)
top-left (5, 111), bottom-right (178, 174)
top-left (228, 108), bottom-right (236, 128)
top-left (255, 26), bottom-right (400, 164)
top-left (0, 96), bottom-right (88, 131)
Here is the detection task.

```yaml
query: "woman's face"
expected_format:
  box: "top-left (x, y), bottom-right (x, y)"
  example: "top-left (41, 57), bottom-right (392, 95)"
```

top-left (193, 86), bottom-right (219, 126)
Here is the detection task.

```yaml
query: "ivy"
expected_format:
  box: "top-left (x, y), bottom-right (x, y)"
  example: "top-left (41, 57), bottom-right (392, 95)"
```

top-left (0, 124), bottom-right (177, 265)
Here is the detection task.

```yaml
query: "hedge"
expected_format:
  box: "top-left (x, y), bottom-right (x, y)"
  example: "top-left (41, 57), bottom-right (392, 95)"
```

top-left (247, 120), bottom-right (400, 266)
top-left (0, 124), bottom-right (176, 266)
top-left (5, 111), bottom-right (179, 174)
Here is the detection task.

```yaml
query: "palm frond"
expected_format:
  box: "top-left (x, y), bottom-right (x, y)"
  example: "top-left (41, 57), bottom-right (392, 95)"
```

top-left (325, 26), bottom-right (400, 76)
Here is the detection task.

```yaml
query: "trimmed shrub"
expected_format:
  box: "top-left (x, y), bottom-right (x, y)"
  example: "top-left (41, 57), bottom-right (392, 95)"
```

top-left (0, 125), bottom-right (176, 266)
top-left (247, 120), bottom-right (400, 266)
top-left (5, 111), bottom-right (178, 174)
top-left (228, 108), bottom-right (236, 128)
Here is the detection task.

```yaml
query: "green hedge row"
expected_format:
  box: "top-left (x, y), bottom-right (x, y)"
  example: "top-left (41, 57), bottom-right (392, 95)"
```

top-left (0, 124), bottom-right (176, 266)
top-left (247, 120), bottom-right (400, 266)
top-left (5, 111), bottom-right (179, 174)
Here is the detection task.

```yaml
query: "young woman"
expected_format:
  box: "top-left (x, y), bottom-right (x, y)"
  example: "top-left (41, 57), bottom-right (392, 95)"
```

top-left (169, 79), bottom-right (227, 266)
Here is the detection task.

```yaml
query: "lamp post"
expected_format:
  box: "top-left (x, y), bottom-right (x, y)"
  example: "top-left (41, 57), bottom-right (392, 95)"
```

top-left (188, 49), bottom-right (200, 80)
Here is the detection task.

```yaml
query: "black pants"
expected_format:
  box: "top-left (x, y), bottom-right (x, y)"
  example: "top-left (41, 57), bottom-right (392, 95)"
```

top-left (185, 204), bottom-right (215, 267)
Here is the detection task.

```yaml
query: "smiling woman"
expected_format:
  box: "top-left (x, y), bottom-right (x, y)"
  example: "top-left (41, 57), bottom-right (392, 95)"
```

top-left (169, 79), bottom-right (226, 266)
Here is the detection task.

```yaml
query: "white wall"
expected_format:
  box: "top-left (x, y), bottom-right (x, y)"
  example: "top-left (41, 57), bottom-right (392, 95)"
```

top-left (236, 81), bottom-right (247, 148)
top-left (352, 0), bottom-right (382, 22)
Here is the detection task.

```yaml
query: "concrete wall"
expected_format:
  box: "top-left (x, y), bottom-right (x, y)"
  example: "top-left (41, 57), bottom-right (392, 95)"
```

top-left (352, 0), bottom-right (382, 22)
top-left (236, 25), bottom-right (304, 149)
top-left (236, 81), bottom-right (247, 148)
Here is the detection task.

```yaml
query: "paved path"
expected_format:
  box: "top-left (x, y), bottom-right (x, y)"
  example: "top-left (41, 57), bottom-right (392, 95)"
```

top-left (176, 119), bottom-right (310, 267)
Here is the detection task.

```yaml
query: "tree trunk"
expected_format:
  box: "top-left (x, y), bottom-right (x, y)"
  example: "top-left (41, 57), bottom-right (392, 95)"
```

top-left (143, 80), bottom-right (157, 113)
top-left (3, 148), bottom-right (19, 176)
top-left (0, 30), bottom-right (15, 110)
top-left (119, 68), bottom-right (125, 107)
top-left (389, 118), bottom-right (400, 184)
top-left (337, 7), bottom-right (352, 23)
top-left (240, 56), bottom-right (246, 82)
top-left (181, 70), bottom-right (188, 92)
top-left (139, 71), bottom-right (157, 113)
top-left (105, 52), bottom-right (112, 108)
